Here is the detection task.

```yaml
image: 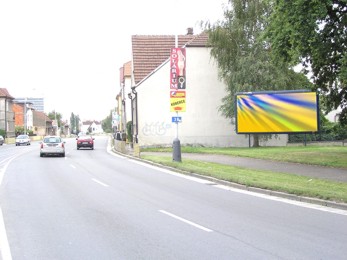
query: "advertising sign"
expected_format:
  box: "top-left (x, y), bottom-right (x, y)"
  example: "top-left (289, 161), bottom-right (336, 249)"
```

top-left (170, 90), bottom-right (186, 112)
top-left (170, 48), bottom-right (186, 112)
top-left (170, 48), bottom-right (186, 89)
top-left (235, 90), bottom-right (319, 134)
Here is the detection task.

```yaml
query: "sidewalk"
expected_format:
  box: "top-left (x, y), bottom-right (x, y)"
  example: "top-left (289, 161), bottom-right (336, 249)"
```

top-left (140, 152), bottom-right (347, 183)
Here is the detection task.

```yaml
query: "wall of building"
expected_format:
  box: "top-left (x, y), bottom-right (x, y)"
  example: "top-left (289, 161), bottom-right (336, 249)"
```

top-left (136, 47), bottom-right (288, 147)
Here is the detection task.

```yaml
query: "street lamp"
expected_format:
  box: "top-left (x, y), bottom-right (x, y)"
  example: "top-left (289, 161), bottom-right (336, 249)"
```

top-left (131, 87), bottom-right (138, 143)
top-left (24, 97), bottom-right (27, 135)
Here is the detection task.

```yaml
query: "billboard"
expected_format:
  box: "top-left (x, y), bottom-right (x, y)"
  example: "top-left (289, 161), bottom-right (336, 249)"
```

top-left (235, 90), bottom-right (319, 134)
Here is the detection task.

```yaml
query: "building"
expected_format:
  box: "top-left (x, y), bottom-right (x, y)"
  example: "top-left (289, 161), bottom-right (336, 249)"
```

top-left (81, 120), bottom-right (103, 135)
top-left (116, 61), bottom-right (132, 133)
top-left (14, 97), bottom-right (44, 112)
top-left (13, 101), bottom-right (35, 134)
top-left (0, 88), bottom-right (15, 137)
top-left (120, 30), bottom-right (287, 147)
top-left (32, 110), bottom-right (52, 136)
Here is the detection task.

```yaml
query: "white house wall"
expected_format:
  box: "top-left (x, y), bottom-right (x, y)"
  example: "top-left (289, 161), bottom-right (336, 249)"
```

top-left (136, 47), bottom-right (288, 147)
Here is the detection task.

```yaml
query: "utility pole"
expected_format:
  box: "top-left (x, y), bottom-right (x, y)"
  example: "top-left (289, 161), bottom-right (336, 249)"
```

top-left (24, 97), bottom-right (27, 135)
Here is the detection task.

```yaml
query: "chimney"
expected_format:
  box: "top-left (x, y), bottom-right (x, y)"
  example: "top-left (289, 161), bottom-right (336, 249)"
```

top-left (187, 27), bottom-right (193, 35)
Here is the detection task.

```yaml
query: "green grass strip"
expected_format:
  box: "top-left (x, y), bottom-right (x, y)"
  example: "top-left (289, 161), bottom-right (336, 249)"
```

top-left (142, 146), bottom-right (347, 168)
top-left (141, 155), bottom-right (347, 203)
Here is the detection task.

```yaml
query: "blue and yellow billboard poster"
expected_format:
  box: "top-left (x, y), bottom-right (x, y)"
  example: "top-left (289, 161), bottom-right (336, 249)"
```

top-left (235, 90), bottom-right (320, 134)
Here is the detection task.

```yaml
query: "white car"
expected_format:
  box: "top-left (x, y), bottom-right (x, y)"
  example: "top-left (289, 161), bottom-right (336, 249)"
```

top-left (40, 136), bottom-right (65, 157)
top-left (0, 135), bottom-right (4, 145)
top-left (15, 134), bottom-right (31, 146)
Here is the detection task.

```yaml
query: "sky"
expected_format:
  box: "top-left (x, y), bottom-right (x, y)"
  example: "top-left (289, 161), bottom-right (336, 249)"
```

top-left (0, 0), bottom-right (228, 121)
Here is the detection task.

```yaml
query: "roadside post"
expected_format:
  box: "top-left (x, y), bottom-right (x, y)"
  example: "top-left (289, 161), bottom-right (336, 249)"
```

top-left (172, 115), bottom-right (182, 161)
top-left (170, 37), bottom-right (186, 162)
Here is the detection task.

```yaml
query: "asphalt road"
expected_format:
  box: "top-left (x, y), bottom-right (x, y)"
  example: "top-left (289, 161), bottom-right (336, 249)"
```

top-left (0, 136), bottom-right (346, 259)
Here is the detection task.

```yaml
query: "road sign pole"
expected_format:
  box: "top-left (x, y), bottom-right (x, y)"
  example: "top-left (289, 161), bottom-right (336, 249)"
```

top-left (173, 111), bottom-right (182, 162)
top-left (172, 37), bottom-right (182, 162)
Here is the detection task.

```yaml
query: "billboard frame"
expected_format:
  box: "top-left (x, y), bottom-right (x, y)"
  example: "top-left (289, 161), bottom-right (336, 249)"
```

top-left (235, 89), bottom-right (320, 134)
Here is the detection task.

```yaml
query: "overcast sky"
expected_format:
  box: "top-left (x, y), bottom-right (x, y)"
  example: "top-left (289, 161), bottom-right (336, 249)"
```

top-left (0, 0), bottom-right (227, 121)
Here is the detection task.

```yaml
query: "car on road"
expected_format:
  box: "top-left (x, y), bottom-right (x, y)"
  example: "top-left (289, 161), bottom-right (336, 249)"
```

top-left (0, 135), bottom-right (4, 145)
top-left (15, 134), bottom-right (31, 146)
top-left (40, 136), bottom-right (65, 157)
top-left (76, 135), bottom-right (94, 150)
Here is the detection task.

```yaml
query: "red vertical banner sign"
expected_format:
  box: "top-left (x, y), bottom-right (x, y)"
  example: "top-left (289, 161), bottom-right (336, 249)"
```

top-left (170, 48), bottom-right (186, 112)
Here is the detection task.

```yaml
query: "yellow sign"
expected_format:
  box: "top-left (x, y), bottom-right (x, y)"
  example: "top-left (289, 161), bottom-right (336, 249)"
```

top-left (170, 91), bottom-right (186, 112)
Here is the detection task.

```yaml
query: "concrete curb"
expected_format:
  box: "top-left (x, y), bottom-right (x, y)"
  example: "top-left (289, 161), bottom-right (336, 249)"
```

top-left (111, 147), bottom-right (347, 211)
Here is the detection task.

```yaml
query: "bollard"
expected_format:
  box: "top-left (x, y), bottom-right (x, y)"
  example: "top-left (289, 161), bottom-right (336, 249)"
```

top-left (172, 138), bottom-right (182, 162)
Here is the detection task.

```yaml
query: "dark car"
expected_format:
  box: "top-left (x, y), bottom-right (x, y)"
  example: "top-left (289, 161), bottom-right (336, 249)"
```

top-left (76, 135), bottom-right (94, 150)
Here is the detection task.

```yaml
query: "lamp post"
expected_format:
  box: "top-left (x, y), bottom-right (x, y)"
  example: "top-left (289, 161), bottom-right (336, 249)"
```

top-left (131, 87), bottom-right (138, 143)
top-left (128, 92), bottom-right (133, 142)
top-left (24, 97), bottom-right (27, 135)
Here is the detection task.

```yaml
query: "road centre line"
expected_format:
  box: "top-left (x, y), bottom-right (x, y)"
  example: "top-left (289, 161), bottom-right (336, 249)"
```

top-left (159, 210), bottom-right (213, 232)
top-left (92, 178), bottom-right (109, 187)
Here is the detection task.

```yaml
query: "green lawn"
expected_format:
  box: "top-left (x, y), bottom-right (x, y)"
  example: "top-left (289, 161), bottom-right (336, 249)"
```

top-left (140, 146), bottom-right (347, 203)
top-left (143, 146), bottom-right (347, 168)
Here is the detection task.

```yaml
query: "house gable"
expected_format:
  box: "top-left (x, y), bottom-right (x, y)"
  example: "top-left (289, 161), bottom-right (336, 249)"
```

top-left (132, 34), bottom-right (200, 85)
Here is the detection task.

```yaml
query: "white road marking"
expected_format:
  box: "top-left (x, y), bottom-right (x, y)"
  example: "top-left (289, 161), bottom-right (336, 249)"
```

top-left (0, 208), bottom-right (12, 260)
top-left (159, 210), bottom-right (213, 232)
top-left (130, 160), bottom-right (215, 184)
top-left (214, 185), bottom-right (347, 216)
top-left (70, 164), bottom-right (76, 169)
top-left (131, 159), bottom-right (347, 216)
top-left (106, 141), bottom-right (347, 216)
top-left (92, 178), bottom-right (109, 187)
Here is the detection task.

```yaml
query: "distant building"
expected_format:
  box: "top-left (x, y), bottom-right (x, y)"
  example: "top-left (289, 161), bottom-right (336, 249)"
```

top-left (13, 102), bottom-right (35, 132)
top-left (32, 110), bottom-right (52, 136)
top-left (81, 120), bottom-right (103, 134)
top-left (14, 97), bottom-right (44, 112)
top-left (0, 88), bottom-right (15, 137)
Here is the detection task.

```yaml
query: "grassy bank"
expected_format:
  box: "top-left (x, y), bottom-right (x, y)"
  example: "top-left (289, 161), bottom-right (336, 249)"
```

top-left (140, 146), bottom-right (347, 203)
top-left (142, 146), bottom-right (347, 168)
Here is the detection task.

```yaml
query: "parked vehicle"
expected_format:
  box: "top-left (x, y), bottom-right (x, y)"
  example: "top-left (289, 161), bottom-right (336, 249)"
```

top-left (0, 135), bottom-right (4, 145)
top-left (15, 134), bottom-right (31, 146)
top-left (40, 136), bottom-right (65, 157)
top-left (76, 135), bottom-right (94, 150)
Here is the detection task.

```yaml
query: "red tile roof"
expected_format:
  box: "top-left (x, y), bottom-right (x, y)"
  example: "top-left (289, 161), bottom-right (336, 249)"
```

top-left (124, 61), bottom-right (132, 77)
top-left (0, 88), bottom-right (14, 99)
top-left (132, 33), bottom-right (209, 85)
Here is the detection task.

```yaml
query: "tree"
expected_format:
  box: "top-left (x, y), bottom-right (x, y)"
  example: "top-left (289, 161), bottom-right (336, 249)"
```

top-left (102, 110), bottom-right (112, 133)
top-left (48, 110), bottom-right (62, 127)
top-left (70, 113), bottom-right (80, 134)
top-left (266, 0), bottom-right (347, 125)
top-left (206, 0), bottom-right (311, 145)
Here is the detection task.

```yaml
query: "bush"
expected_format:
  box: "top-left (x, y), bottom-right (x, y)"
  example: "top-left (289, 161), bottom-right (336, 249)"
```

top-left (126, 121), bottom-right (133, 143)
top-left (289, 122), bottom-right (347, 142)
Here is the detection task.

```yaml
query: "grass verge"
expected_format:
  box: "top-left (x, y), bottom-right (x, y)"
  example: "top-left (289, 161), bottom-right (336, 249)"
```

top-left (142, 146), bottom-right (347, 168)
top-left (141, 155), bottom-right (347, 204)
